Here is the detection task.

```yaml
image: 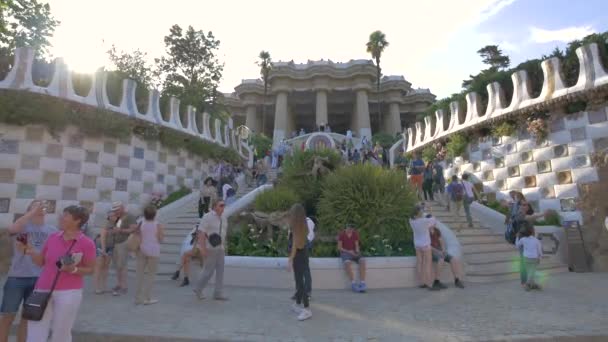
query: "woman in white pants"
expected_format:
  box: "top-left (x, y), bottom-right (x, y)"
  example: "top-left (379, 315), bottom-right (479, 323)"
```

top-left (19, 205), bottom-right (96, 342)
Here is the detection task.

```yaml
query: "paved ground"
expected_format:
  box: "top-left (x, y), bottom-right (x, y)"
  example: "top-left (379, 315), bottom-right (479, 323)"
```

top-left (4, 272), bottom-right (608, 341)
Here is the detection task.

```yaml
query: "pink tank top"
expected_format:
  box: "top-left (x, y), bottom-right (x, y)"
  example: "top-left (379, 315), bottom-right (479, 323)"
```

top-left (139, 220), bottom-right (161, 257)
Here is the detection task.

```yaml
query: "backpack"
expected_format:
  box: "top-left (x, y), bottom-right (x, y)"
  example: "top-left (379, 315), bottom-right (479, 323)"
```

top-left (452, 183), bottom-right (464, 202)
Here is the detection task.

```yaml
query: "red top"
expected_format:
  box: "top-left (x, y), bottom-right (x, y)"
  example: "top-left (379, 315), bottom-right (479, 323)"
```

top-left (338, 230), bottom-right (359, 251)
top-left (430, 228), bottom-right (442, 250)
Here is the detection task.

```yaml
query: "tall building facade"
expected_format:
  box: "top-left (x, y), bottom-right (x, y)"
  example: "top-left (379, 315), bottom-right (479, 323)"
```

top-left (222, 59), bottom-right (435, 143)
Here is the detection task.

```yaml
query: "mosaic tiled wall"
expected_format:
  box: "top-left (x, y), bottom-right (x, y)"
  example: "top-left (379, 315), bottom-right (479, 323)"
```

top-left (0, 124), bottom-right (214, 228)
top-left (445, 107), bottom-right (608, 224)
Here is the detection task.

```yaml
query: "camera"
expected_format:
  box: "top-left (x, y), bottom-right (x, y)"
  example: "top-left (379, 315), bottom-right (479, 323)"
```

top-left (55, 255), bottom-right (75, 269)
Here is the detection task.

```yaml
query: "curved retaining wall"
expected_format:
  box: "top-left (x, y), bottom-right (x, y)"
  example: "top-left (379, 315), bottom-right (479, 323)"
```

top-left (0, 47), bottom-right (254, 167)
top-left (405, 43), bottom-right (608, 152)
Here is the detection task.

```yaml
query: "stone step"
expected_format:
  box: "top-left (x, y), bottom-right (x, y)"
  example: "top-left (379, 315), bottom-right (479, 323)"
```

top-left (459, 235), bottom-right (509, 245)
top-left (160, 244), bottom-right (182, 254)
top-left (466, 259), bottom-right (564, 275)
top-left (464, 250), bottom-right (521, 264)
top-left (454, 229), bottom-right (503, 237)
top-left (466, 265), bottom-right (569, 283)
top-left (462, 243), bottom-right (516, 254)
top-left (163, 229), bottom-right (196, 237)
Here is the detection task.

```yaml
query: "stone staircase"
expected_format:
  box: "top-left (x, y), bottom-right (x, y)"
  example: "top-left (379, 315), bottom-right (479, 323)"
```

top-left (129, 168), bottom-right (279, 276)
top-left (426, 200), bottom-right (569, 283)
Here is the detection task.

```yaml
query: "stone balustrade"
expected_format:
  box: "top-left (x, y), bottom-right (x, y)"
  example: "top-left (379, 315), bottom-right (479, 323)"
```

top-left (406, 43), bottom-right (608, 152)
top-left (0, 47), bottom-right (253, 167)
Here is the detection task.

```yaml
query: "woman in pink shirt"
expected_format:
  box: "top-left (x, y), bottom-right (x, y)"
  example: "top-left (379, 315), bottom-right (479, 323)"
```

top-left (20, 205), bottom-right (96, 342)
top-left (135, 205), bottom-right (164, 305)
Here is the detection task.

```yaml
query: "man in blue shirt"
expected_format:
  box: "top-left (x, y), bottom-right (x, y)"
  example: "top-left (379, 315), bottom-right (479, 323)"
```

top-left (409, 152), bottom-right (425, 199)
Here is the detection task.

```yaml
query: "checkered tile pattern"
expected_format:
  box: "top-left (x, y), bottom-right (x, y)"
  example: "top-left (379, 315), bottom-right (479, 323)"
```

top-left (0, 124), bottom-right (211, 228)
top-left (445, 108), bottom-right (608, 224)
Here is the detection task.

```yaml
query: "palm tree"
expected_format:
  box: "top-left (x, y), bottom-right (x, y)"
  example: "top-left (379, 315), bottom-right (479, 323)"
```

top-left (256, 51), bottom-right (272, 135)
top-left (366, 30), bottom-right (389, 129)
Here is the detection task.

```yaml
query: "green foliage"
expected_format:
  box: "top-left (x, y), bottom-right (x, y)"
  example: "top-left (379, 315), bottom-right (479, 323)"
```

top-left (71, 72), bottom-right (92, 97)
top-left (156, 24), bottom-right (224, 121)
top-left (105, 70), bottom-right (123, 106)
top-left (421, 145), bottom-right (436, 162)
top-left (516, 59), bottom-right (543, 98)
top-left (559, 32), bottom-right (608, 87)
top-left (160, 187), bottom-right (191, 207)
top-left (257, 50), bottom-right (272, 133)
top-left (0, 89), bottom-right (241, 163)
top-left (249, 133), bottom-right (272, 159)
top-left (536, 209), bottom-right (561, 226)
top-left (0, 0), bottom-right (59, 58)
top-left (227, 223), bottom-right (290, 257)
top-left (477, 45), bottom-right (510, 70)
top-left (484, 200), bottom-right (509, 216)
top-left (565, 100), bottom-right (587, 114)
top-left (366, 30), bottom-right (389, 121)
top-left (372, 132), bottom-right (398, 148)
top-left (281, 148), bottom-right (342, 216)
top-left (254, 187), bottom-right (299, 213)
top-left (446, 133), bottom-right (469, 158)
top-left (317, 164), bottom-right (417, 256)
top-left (107, 44), bottom-right (156, 88)
top-left (492, 120), bottom-right (516, 138)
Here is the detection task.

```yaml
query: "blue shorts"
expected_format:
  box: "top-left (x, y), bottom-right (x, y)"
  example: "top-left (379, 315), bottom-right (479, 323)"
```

top-left (340, 252), bottom-right (362, 263)
top-left (1, 277), bottom-right (38, 314)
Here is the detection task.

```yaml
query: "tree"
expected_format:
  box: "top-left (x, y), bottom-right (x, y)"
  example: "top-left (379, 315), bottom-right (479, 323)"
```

top-left (156, 24), bottom-right (224, 120)
top-left (0, 0), bottom-right (59, 58)
top-left (366, 30), bottom-right (389, 128)
top-left (256, 50), bottom-right (272, 135)
top-left (477, 45), bottom-right (510, 70)
top-left (107, 45), bottom-right (156, 87)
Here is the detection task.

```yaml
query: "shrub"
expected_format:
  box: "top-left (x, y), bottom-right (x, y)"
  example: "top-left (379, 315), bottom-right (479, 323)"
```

top-left (72, 72), bottom-right (93, 97)
top-left (536, 209), bottom-right (561, 226)
top-left (254, 187), bottom-right (299, 213)
top-left (281, 148), bottom-right (342, 215)
top-left (565, 100), bottom-right (587, 114)
top-left (249, 133), bottom-right (272, 160)
top-left (484, 200), bottom-right (509, 216)
top-left (446, 133), bottom-right (469, 158)
top-left (160, 187), bottom-right (192, 207)
top-left (492, 120), bottom-right (516, 138)
top-left (317, 164), bottom-right (417, 256)
top-left (422, 146), bottom-right (436, 162)
top-left (372, 132), bottom-right (398, 148)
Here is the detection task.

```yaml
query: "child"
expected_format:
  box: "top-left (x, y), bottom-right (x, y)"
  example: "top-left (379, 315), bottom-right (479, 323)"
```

top-left (94, 211), bottom-right (116, 294)
top-left (515, 221), bottom-right (543, 291)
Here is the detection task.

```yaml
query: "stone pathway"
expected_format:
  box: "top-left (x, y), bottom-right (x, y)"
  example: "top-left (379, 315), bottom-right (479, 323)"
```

top-left (5, 272), bottom-right (608, 341)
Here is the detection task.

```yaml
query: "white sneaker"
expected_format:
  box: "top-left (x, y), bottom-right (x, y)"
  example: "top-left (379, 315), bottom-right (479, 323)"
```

top-left (143, 299), bottom-right (159, 305)
top-left (291, 303), bottom-right (303, 314)
top-left (297, 308), bottom-right (312, 321)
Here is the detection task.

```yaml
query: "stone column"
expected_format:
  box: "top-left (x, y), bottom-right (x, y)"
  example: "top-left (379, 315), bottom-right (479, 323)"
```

top-left (355, 89), bottom-right (372, 139)
top-left (315, 90), bottom-right (328, 128)
top-left (386, 102), bottom-right (402, 135)
top-left (245, 105), bottom-right (259, 134)
top-left (273, 91), bottom-right (288, 146)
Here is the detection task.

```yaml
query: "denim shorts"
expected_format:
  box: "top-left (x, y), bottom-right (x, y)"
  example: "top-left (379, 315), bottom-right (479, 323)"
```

top-left (1, 277), bottom-right (38, 314)
top-left (340, 252), bottom-right (362, 263)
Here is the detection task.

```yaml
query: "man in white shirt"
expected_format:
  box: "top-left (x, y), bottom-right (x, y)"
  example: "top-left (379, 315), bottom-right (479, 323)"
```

top-left (460, 174), bottom-right (479, 228)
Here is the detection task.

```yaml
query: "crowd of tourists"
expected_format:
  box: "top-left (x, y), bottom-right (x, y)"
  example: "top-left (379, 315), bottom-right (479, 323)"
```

top-left (0, 150), bottom-right (553, 340)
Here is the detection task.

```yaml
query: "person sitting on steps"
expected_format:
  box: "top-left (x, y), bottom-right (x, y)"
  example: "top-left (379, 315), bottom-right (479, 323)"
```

top-left (429, 224), bottom-right (465, 289)
top-left (337, 223), bottom-right (367, 293)
top-left (171, 223), bottom-right (203, 287)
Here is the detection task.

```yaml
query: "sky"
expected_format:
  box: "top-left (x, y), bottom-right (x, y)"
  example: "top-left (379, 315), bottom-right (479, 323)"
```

top-left (46, 0), bottom-right (608, 99)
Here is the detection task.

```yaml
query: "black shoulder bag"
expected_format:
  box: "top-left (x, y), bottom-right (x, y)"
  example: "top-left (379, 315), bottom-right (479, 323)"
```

top-left (208, 219), bottom-right (223, 248)
top-left (22, 239), bottom-right (78, 321)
